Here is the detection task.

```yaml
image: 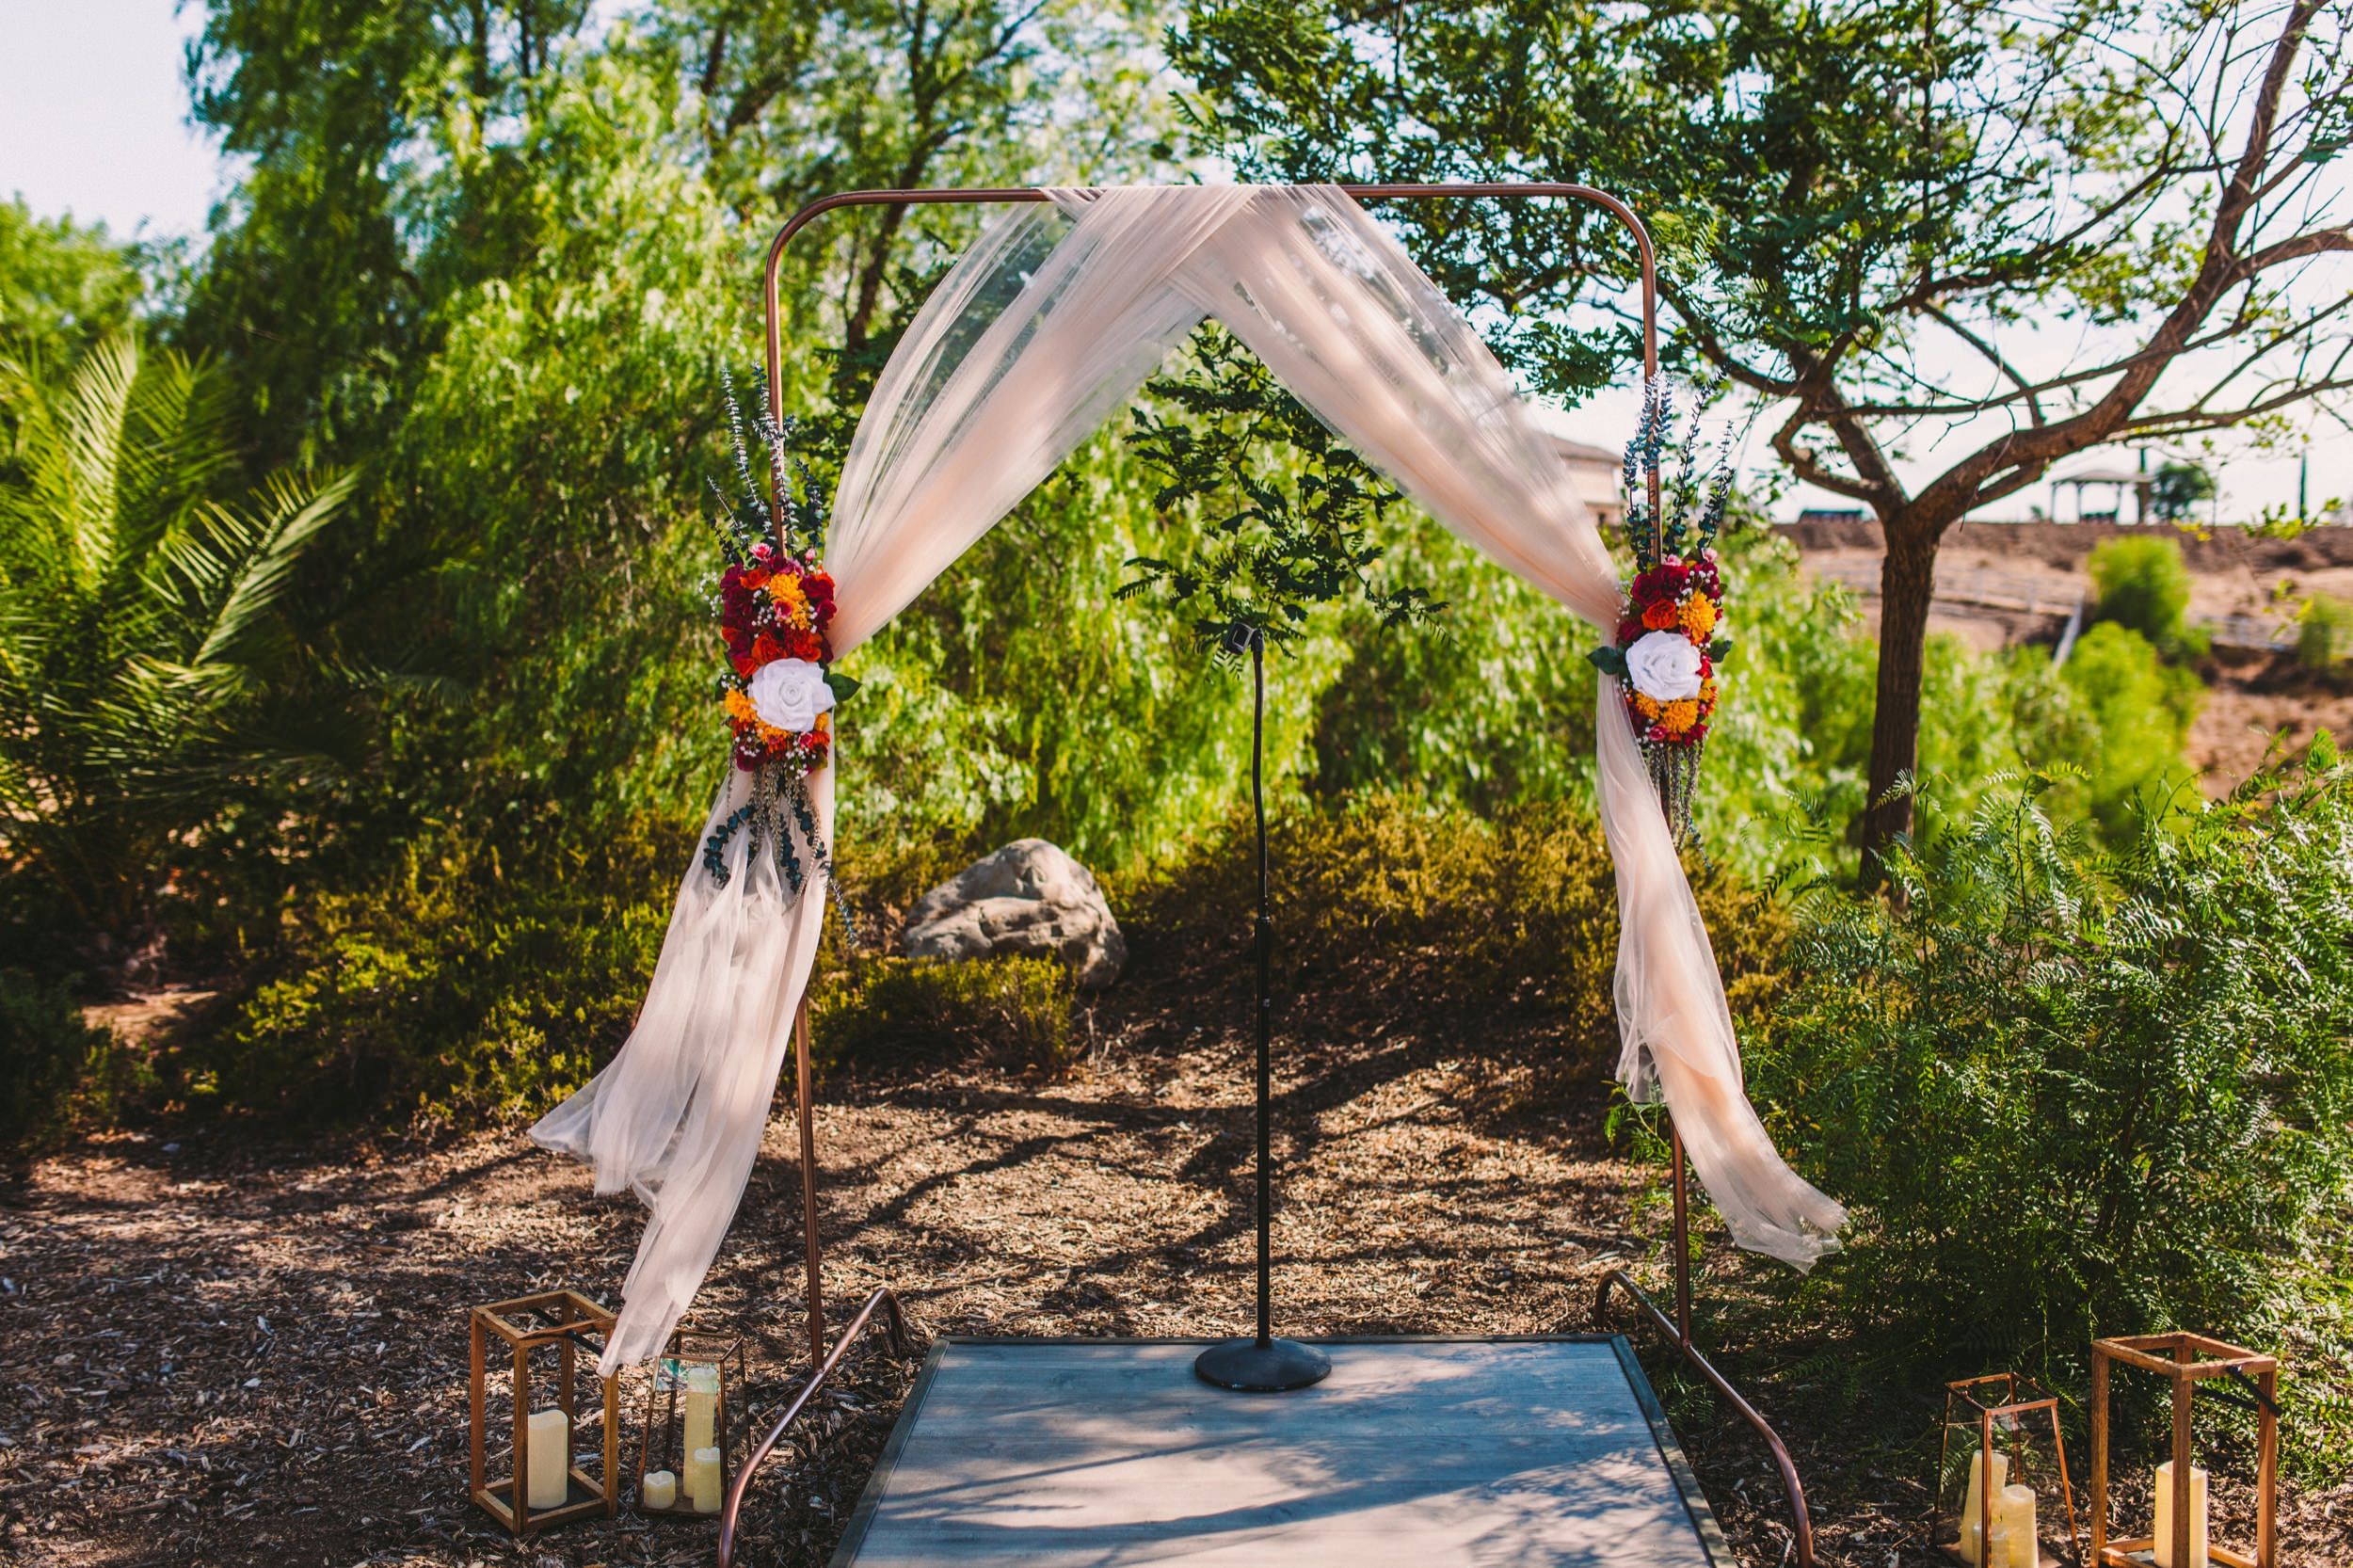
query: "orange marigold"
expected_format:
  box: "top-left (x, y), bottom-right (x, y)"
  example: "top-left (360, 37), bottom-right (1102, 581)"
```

top-left (767, 573), bottom-right (812, 629)
top-left (1633, 693), bottom-right (1661, 720)
top-left (1699, 680), bottom-right (1719, 706)
top-left (1641, 599), bottom-right (1681, 631)
top-left (724, 689), bottom-right (759, 727)
top-left (1680, 595), bottom-right (1718, 640)
top-left (1659, 698), bottom-right (1701, 734)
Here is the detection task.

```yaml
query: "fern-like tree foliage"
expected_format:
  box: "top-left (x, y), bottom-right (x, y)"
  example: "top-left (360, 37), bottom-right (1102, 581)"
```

top-left (0, 334), bottom-right (359, 952)
top-left (1121, 325), bottom-right (1444, 654)
top-left (1754, 760), bottom-right (2353, 1464)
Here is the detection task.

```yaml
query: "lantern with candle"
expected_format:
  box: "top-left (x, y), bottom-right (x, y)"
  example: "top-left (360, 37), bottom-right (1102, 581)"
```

top-left (2089, 1333), bottom-right (2280, 1568)
top-left (1936, 1373), bottom-right (2080, 1567)
top-left (467, 1289), bottom-right (621, 1534)
top-left (634, 1326), bottom-right (750, 1517)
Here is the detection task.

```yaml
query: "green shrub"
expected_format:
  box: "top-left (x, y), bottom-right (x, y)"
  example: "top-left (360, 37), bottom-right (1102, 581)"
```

top-left (0, 968), bottom-right (114, 1156)
top-left (205, 827), bottom-right (671, 1133)
top-left (2055, 621), bottom-right (2202, 835)
top-left (813, 953), bottom-right (1075, 1073)
top-left (1128, 791), bottom-right (1788, 1070)
top-left (2297, 594), bottom-right (2353, 669)
top-left (1752, 767), bottom-right (2353, 1470)
top-left (2089, 535), bottom-right (2201, 655)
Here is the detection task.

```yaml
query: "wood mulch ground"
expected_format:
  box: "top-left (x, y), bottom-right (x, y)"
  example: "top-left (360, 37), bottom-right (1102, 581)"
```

top-left (7, 926), bottom-right (2349, 1568)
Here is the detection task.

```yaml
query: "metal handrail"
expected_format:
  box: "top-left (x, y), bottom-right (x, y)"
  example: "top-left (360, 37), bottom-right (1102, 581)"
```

top-left (1594, 1130), bottom-right (1817, 1566)
top-left (715, 1288), bottom-right (912, 1568)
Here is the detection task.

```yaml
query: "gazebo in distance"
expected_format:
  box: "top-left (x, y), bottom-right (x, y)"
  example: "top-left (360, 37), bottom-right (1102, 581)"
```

top-left (2050, 462), bottom-right (2151, 523)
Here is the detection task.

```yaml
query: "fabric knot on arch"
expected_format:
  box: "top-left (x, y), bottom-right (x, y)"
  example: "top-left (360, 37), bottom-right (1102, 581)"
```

top-left (534, 183), bottom-right (1847, 1374)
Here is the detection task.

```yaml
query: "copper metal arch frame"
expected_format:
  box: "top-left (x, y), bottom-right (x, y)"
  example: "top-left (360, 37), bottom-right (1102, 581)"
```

top-left (719, 182), bottom-right (1813, 1568)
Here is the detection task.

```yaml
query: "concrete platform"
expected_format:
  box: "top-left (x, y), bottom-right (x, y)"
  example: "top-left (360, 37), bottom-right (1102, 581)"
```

top-left (830, 1336), bottom-right (1733, 1567)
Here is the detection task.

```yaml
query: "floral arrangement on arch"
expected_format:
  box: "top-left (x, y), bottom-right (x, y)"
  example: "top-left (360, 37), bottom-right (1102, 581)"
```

top-left (719, 549), bottom-right (838, 776)
top-left (698, 374), bottom-right (856, 893)
top-left (1589, 380), bottom-right (1737, 844)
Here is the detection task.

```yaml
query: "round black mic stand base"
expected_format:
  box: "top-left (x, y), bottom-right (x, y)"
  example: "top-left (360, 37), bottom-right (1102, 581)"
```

top-left (1193, 1336), bottom-right (1332, 1392)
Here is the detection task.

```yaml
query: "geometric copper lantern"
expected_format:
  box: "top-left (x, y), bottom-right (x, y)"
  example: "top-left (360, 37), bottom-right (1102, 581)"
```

top-left (2089, 1334), bottom-right (2280, 1568)
top-left (467, 1289), bottom-right (620, 1535)
top-left (1935, 1372), bottom-right (2080, 1567)
top-left (634, 1326), bottom-right (750, 1516)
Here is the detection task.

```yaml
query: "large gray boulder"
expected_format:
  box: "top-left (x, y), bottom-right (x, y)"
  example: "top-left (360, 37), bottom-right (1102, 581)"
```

top-left (902, 839), bottom-right (1127, 988)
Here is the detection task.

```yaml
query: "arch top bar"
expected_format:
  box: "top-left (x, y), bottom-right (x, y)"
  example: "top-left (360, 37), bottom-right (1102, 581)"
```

top-left (759, 181), bottom-right (1661, 433)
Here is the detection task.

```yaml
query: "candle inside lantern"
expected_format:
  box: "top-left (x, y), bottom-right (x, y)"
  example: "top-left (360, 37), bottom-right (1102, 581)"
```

top-left (683, 1364), bottom-right (720, 1458)
top-left (687, 1445), bottom-right (722, 1513)
top-left (523, 1407), bottom-right (568, 1509)
top-left (1959, 1448), bottom-right (2009, 1564)
top-left (1998, 1482), bottom-right (2037, 1568)
top-left (642, 1469), bottom-right (677, 1510)
top-left (2153, 1461), bottom-right (2209, 1568)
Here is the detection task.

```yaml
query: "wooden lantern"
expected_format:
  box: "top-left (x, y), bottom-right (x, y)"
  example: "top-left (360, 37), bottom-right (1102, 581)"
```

top-left (634, 1326), bottom-right (750, 1515)
top-left (1935, 1372), bottom-right (2080, 1567)
top-left (467, 1289), bottom-right (620, 1534)
top-left (2090, 1333), bottom-right (2280, 1568)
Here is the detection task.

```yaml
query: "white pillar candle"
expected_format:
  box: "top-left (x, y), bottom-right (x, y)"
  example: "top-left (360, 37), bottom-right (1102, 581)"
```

top-left (2153, 1461), bottom-right (2208, 1568)
top-left (1960, 1449), bottom-right (2009, 1564)
top-left (683, 1365), bottom-right (721, 1458)
top-left (523, 1408), bottom-right (568, 1509)
top-left (641, 1469), bottom-right (677, 1510)
top-left (686, 1445), bottom-right (723, 1514)
top-left (1999, 1482), bottom-right (2037, 1568)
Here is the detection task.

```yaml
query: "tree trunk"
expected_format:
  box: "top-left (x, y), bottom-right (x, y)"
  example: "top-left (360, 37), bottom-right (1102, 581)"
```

top-left (1861, 517), bottom-right (1940, 885)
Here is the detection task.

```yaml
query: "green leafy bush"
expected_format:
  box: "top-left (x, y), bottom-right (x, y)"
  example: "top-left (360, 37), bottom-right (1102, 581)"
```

top-left (0, 969), bottom-right (115, 1156)
top-left (2089, 535), bottom-right (2204, 657)
top-left (2053, 622), bottom-right (2202, 835)
top-left (812, 954), bottom-right (1075, 1074)
top-left (1752, 767), bottom-right (2353, 1468)
top-left (204, 828), bottom-right (672, 1133)
top-left (2297, 594), bottom-right (2353, 669)
top-left (1131, 791), bottom-right (1789, 1070)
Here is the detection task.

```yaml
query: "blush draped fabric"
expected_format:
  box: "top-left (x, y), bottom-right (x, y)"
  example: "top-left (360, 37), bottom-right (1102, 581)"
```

top-left (536, 184), bottom-right (1844, 1373)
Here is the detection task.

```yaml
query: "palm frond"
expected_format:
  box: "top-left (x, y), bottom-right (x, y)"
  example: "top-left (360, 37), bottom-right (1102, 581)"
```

top-left (189, 469), bottom-right (356, 668)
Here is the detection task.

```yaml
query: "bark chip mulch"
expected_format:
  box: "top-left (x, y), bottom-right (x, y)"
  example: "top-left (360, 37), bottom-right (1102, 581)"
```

top-left (5, 1008), bottom-right (2345, 1566)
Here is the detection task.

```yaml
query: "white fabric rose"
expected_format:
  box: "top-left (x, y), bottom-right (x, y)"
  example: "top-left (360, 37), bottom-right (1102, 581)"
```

top-left (747, 658), bottom-right (836, 732)
top-left (1625, 630), bottom-right (1704, 701)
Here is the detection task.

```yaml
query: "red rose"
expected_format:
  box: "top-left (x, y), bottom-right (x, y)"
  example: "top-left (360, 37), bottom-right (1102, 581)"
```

top-left (751, 632), bottom-right (785, 665)
top-left (787, 630), bottom-right (824, 662)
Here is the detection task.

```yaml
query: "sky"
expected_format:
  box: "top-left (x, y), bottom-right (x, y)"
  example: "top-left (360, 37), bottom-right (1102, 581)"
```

top-left (1, 0), bottom-right (2345, 523)
top-left (0, 2), bottom-right (226, 243)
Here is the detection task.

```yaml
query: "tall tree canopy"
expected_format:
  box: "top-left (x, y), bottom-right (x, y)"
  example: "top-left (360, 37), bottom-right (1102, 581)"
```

top-left (172, 0), bottom-right (1176, 859)
top-left (1174, 0), bottom-right (2353, 867)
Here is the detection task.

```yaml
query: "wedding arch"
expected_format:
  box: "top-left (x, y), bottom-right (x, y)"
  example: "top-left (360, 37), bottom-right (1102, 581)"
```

top-left (531, 182), bottom-right (1846, 1564)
